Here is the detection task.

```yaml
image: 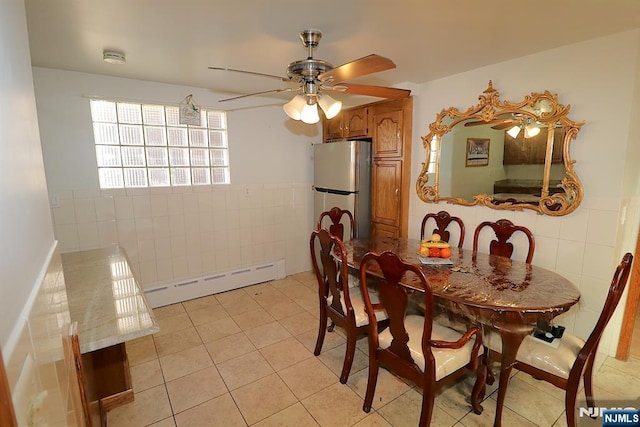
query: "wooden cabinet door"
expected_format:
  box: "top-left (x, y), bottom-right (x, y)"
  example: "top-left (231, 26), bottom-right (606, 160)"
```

top-left (323, 112), bottom-right (344, 142)
top-left (373, 110), bottom-right (403, 157)
top-left (344, 107), bottom-right (369, 139)
top-left (371, 158), bottom-right (402, 226)
top-left (372, 222), bottom-right (399, 238)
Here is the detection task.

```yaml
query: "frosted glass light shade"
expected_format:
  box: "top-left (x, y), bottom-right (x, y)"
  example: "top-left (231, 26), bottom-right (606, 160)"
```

top-left (300, 103), bottom-right (320, 124)
top-left (283, 95), bottom-right (307, 120)
top-left (318, 95), bottom-right (342, 119)
top-left (507, 125), bottom-right (521, 138)
top-left (524, 125), bottom-right (540, 138)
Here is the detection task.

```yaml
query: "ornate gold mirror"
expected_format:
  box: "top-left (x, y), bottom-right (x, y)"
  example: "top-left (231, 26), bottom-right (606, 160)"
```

top-left (416, 81), bottom-right (585, 216)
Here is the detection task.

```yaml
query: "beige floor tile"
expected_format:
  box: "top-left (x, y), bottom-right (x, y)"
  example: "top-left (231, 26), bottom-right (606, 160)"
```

top-left (352, 412), bottom-right (393, 427)
top-left (290, 271), bottom-right (316, 283)
top-left (434, 373), bottom-right (498, 421)
top-left (195, 317), bottom-right (242, 343)
top-left (154, 312), bottom-right (194, 336)
top-left (296, 328), bottom-right (346, 354)
top-left (149, 417), bottom-right (176, 427)
top-left (182, 294), bottom-right (220, 312)
top-left (270, 276), bottom-right (307, 289)
top-left (377, 388), bottom-right (458, 427)
top-left (266, 300), bottom-right (307, 320)
top-left (245, 284), bottom-right (289, 307)
top-left (214, 288), bottom-right (249, 306)
top-left (205, 332), bottom-right (256, 363)
top-left (499, 374), bottom-right (565, 426)
top-left (174, 393), bottom-right (246, 427)
top-left (302, 382), bottom-right (369, 427)
top-left (347, 367), bottom-right (411, 410)
top-left (153, 303), bottom-right (186, 319)
top-left (260, 336), bottom-right (313, 371)
top-left (186, 304), bottom-right (230, 326)
top-left (231, 373), bottom-right (298, 425)
top-left (317, 343), bottom-right (369, 380)
top-left (278, 311), bottom-right (318, 336)
top-left (166, 365), bottom-right (228, 413)
top-left (296, 295), bottom-right (320, 311)
top-left (130, 358), bottom-right (164, 393)
top-left (159, 345), bottom-right (213, 382)
top-left (128, 334), bottom-right (154, 346)
top-left (126, 337), bottom-right (158, 366)
top-left (108, 384), bottom-right (173, 427)
top-left (280, 284), bottom-right (317, 300)
top-left (222, 294), bottom-right (263, 316)
top-left (232, 308), bottom-right (277, 331)
top-left (458, 395), bottom-right (538, 427)
top-left (153, 326), bottom-right (202, 357)
top-left (253, 402), bottom-right (319, 427)
top-left (245, 321), bottom-right (292, 349)
top-left (217, 350), bottom-right (274, 390)
top-left (279, 357), bottom-right (339, 400)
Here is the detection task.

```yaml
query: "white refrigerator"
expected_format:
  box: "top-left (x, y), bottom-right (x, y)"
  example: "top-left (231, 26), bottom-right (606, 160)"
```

top-left (313, 140), bottom-right (372, 238)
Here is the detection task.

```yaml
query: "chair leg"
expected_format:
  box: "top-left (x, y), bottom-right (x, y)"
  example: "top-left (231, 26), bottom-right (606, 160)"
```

top-left (565, 389), bottom-right (579, 427)
top-left (313, 311), bottom-right (328, 356)
top-left (340, 330), bottom-right (356, 384)
top-left (363, 356), bottom-right (379, 413)
top-left (471, 359), bottom-right (487, 414)
top-left (482, 347), bottom-right (495, 386)
top-left (419, 382), bottom-right (436, 427)
top-left (583, 355), bottom-right (596, 408)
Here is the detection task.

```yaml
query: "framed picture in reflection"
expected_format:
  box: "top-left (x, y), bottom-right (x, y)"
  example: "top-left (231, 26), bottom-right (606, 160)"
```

top-left (466, 138), bottom-right (490, 167)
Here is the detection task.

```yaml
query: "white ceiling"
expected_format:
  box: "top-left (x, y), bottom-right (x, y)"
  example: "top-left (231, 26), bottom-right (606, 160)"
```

top-left (23, 0), bottom-right (640, 107)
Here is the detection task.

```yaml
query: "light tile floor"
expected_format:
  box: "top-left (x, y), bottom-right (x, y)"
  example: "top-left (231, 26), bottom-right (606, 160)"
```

top-left (109, 271), bottom-right (640, 427)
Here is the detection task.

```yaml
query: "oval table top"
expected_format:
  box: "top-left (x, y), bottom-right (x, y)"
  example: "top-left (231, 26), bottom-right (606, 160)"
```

top-left (341, 237), bottom-right (581, 323)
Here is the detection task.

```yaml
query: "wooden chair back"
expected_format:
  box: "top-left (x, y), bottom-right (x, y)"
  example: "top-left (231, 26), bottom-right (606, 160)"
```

top-left (317, 207), bottom-right (355, 241)
top-left (359, 250), bottom-right (485, 426)
top-left (473, 219), bottom-right (535, 263)
top-left (420, 211), bottom-right (465, 247)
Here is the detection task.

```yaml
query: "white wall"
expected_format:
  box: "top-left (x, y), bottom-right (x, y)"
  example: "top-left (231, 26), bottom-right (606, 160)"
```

top-left (410, 29), bottom-right (640, 355)
top-left (33, 68), bottom-right (319, 295)
top-left (0, 0), bottom-right (55, 354)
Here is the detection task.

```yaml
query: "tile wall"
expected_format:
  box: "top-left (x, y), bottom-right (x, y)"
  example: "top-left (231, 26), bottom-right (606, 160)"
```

top-left (6, 245), bottom-right (77, 426)
top-left (49, 184), bottom-right (314, 292)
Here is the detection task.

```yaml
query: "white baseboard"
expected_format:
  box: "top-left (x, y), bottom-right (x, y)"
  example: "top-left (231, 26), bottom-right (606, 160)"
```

top-left (144, 259), bottom-right (286, 308)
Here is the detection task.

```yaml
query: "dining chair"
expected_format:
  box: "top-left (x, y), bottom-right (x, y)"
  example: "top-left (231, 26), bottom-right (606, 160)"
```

top-left (62, 322), bottom-right (102, 427)
top-left (310, 228), bottom-right (388, 383)
top-left (473, 218), bottom-right (535, 263)
top-left (317, 206), bottom-right (355, 241)
top-left (420, 210), bottom-right (466, 247)
top-left (359, 250), bottom-right (487, 425)
top-left (484, 252), bottom-right (633, 427)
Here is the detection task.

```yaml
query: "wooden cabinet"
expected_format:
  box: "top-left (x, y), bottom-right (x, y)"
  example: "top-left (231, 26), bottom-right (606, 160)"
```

top-left (370, 98), bottom-right (413, 238)
top-left (503, 128), bottom-right (564, 164)
top-left (322, 106), bottom-right (369, 141)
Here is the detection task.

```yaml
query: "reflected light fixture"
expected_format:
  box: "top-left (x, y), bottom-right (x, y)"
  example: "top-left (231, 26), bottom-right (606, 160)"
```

top-left (524, 125), bottom-right (540, 138)
top-left (283, 92), bottom-right (342, 124)
top-left (507, 125), bottom-right (521, 138)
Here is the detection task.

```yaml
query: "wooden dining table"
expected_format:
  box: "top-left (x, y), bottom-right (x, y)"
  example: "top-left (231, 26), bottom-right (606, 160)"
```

top-left (341, 236), bottom-right (581, 427)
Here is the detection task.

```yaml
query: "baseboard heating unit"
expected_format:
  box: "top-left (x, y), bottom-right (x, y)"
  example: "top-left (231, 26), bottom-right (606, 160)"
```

top-left (144, 259), bottom-right (286, 308)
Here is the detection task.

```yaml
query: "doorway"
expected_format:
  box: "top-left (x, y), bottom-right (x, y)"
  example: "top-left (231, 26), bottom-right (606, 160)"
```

top-left (616, 230), bottom-right (640, 360)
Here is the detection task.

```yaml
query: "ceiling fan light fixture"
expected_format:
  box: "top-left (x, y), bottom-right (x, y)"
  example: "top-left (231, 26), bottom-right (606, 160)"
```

top-left (300, 103), bottom-right (320, 124)
top-left (283, 94), bottom-right (307, 120)
top-left (507, 125), bottom-right (521, 139)
top-left (318, 94), bottom-right (342, 119)
top-left (524, 125), bottom-right (540, 138)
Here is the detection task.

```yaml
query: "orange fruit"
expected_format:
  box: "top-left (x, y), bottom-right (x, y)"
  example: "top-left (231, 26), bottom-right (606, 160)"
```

top-left (440, 247), bottom-right (452, 258)
top-left (428, 247), bottom-right (441, 258)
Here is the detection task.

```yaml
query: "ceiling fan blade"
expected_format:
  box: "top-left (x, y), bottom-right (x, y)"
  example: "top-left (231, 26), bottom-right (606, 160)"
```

top-left (492, 122), bottom-right (516, 130)
top-left (208, 67), bottom-right (290, 82)
top-left (329, 83), bottom-right (410, 99)
top-left (318, 54), bottom-right (396, 83)
top-left (218, 87), bottom-right (300, 102)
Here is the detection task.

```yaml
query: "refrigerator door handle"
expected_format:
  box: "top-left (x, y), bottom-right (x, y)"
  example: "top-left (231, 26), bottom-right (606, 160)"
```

top-left (315, 187), bottom-right (357, 196)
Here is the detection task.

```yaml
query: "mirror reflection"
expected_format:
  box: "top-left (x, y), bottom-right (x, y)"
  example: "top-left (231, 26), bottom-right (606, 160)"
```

top-left (416, 81), bottom-right (585, 216)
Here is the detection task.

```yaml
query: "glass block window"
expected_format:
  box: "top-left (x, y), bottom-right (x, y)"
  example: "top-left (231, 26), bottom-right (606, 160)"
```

top-left (91, 99), bottom-right (229, 189)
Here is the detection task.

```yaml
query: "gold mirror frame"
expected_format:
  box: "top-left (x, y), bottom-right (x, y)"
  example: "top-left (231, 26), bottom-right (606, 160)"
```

top-left (416, 81), bottom-right (585, 216)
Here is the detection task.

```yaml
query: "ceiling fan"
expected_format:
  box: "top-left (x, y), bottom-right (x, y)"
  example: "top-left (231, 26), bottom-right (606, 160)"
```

top-left (464, 114), bottom-right (542, 138)
top-left (208, 29), bottom-right (411, 124)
